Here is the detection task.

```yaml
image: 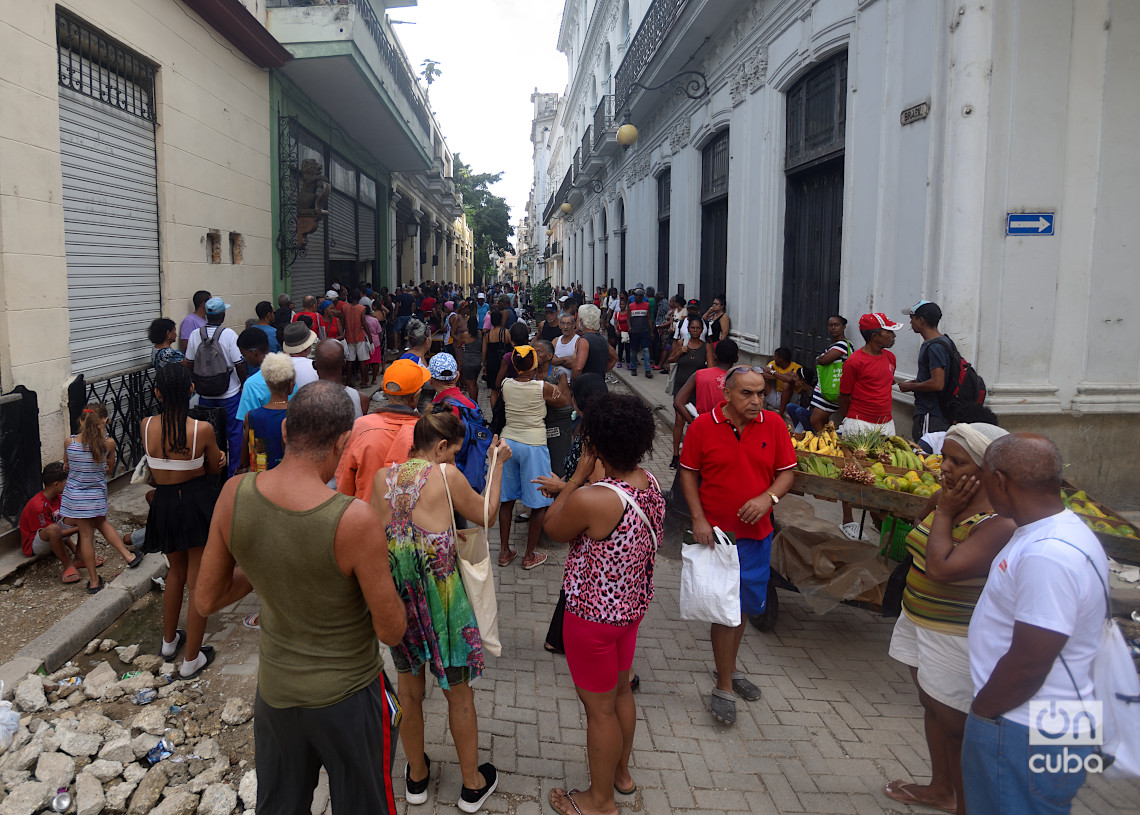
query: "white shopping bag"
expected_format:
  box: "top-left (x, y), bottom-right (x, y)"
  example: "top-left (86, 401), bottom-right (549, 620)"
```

top-left (680, 527), bottom-right (740, 627)
top-left (1094, 619), bottom-right (1140, 778)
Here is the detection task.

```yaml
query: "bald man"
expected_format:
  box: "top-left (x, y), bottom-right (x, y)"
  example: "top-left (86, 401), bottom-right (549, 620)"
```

top-left (963, 433), bottom-right (1109, 814)
top-left (314, 339), bottom-right (367, 419)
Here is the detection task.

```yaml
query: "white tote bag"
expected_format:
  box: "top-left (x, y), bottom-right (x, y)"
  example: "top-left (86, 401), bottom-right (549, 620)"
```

top-left (441, 449), bottom-right (502, 657)
top-left (680, 526), bottom-right (740, 627)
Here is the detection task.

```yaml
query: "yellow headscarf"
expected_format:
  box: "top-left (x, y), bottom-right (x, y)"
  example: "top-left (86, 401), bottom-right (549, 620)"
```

top-left (513, 344), bottom-right (539, 372)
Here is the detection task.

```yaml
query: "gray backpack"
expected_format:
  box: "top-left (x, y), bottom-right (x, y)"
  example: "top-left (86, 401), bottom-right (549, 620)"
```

top-left (191, 326), bottom-right (233, 397)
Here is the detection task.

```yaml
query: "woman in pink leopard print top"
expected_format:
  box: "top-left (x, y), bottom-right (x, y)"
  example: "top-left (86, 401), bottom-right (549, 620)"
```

top-left (542, 392), bottom-right (664, 815)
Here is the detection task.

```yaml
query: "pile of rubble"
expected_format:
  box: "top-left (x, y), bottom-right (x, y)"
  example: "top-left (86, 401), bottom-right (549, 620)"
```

top-left (0, 641), bottom-right (256, 815)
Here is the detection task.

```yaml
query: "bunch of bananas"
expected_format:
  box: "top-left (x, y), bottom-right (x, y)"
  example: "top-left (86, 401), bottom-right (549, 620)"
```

top-left (885, 445), bottom-right (925, 471)
top-left (798, 454), bottom-right (840, 479)
top-left (794, 426), bottom-right (844, 456)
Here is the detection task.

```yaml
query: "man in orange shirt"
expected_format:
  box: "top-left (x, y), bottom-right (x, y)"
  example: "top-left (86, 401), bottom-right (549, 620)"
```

top-left (335, 360), bottom-right (430, 502)
top-left (339, 289), bottom-right (370, 387)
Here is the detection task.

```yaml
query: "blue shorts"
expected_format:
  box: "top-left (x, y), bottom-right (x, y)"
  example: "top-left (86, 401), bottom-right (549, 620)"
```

top-left (738, 534), bottom-right (773, 616)
top-left (500, 439), bottom-right (553, 509)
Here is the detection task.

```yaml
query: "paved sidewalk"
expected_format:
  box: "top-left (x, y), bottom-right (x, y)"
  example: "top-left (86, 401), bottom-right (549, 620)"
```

top-left (182, 365), bottom-right (1139, 814)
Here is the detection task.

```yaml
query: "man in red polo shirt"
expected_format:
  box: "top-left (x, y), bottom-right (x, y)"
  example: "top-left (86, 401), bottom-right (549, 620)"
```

top-left (679, 367), bottom-right (796, 725)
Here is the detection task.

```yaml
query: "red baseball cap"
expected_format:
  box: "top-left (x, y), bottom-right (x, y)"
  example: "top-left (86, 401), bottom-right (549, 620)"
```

top-left (858, 313), bottom-right (904, 332)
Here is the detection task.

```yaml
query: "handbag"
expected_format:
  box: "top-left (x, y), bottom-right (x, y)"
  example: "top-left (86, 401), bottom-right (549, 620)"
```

top-left (130, 456), bottom-right (151, 486)
top-left (679, 526), bottom-right (741, 627)
top-left (441, 446), bottom-right (502, 657)
top-left (1052, 539), bottom-right (1140, 778)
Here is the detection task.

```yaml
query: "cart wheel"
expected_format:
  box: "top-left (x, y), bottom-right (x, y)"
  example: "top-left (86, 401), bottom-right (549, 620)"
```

top-left (749, 582), bottom-right (779, 631)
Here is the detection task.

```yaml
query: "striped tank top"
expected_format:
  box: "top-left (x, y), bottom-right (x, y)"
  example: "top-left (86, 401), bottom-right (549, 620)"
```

top-left (901, 511), bottom-right (995, 635)
top-left (60, 437), bottom-right (109, 518)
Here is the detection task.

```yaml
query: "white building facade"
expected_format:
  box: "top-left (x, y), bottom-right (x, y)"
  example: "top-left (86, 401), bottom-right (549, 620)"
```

top-left (541, 0), bottom-right (1140, 506)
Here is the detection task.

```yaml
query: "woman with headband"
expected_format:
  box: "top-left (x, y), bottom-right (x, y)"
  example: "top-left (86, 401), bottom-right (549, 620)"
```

top-left (496, 344), bottom-right (569, 570)
top-left (884, 422), bottom-right (1015, 814)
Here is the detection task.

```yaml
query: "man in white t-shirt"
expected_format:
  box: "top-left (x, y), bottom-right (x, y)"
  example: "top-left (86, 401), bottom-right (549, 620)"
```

top-left (551, 314), bottom-right (580, 380)
top-left (964, 433), bottom-right (1109, 814)
top-left (184, 297), bottom-right (247, 477)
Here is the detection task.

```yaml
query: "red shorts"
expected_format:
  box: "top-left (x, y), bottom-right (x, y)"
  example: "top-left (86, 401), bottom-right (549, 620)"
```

top-left (563, 610), bottom-right (642, 693)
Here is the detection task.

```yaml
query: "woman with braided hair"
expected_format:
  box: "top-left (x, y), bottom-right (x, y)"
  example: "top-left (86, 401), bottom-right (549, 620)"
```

top-left (140, 363), bottom-right (226, 679)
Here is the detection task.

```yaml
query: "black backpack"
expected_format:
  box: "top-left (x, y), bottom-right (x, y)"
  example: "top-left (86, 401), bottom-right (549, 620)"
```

top-left (191, 326), bottom-right (234, 398)
top-left (931, 336), bottom-right (987, 420)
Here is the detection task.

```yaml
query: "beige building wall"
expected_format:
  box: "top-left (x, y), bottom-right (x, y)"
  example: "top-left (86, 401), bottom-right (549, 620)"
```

top-left (0, 0), bottom-right (272, 459)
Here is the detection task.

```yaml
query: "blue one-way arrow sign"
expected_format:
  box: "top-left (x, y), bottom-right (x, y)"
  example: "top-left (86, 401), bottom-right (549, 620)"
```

top-left (1006, 212), bottom-right (1055, 236)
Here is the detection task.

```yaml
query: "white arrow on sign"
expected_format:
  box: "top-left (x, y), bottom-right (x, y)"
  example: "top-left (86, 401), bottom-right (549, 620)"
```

top-left (1009, 215), bottom-right (1051, 232)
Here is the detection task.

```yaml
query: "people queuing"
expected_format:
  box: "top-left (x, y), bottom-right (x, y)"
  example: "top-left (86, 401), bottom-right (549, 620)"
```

top-left (27, 277), bottom-right (1113, 815)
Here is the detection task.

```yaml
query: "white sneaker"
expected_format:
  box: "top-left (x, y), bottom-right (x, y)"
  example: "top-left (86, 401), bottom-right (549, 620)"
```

top-left (840, 522), bottom-right (862, 541)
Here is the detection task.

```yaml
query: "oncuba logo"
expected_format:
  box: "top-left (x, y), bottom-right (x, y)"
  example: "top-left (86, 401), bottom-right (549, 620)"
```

top-left (1028, 700), bottom-right (1105, 774)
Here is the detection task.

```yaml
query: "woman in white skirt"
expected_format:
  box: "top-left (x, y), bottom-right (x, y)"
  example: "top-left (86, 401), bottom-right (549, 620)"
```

top-left (884, 423), bottom-right (1015, 814)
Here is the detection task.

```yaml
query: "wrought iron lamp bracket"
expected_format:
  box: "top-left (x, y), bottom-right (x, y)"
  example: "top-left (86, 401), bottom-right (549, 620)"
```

top-left (627, 70), bottom-right (709, 104)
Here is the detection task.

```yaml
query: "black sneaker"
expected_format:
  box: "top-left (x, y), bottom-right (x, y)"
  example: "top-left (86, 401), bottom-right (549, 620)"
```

top-left (405, 754), bottom-right (430, 805)
top-left (632, 368), bottom-right (638, 376)
top-left (645, 370), bottom-right (654, 379)
top-left (458, 762), bottom-right (498, 813)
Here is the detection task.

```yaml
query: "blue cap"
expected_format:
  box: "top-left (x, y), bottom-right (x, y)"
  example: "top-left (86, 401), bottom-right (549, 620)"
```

top-left (205, 297), bottom-right (230, 316)
top-left (428, 352), bottom-right (459, 381)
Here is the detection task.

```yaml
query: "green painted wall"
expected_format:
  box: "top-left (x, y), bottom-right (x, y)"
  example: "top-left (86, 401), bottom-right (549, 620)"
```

top-left (270, 73), bottom-right (393, 297)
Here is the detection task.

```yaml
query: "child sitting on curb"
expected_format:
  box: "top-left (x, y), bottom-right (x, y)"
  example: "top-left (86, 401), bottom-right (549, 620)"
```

top-left (19, 462), bottom-right (85, 583)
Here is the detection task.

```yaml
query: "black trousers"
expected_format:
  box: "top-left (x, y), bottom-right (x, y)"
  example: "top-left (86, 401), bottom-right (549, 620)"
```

top-left (254, 675), bottom-right (399, 815)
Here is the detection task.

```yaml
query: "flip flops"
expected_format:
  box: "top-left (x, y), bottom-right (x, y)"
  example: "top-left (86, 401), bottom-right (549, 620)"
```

top-left (61, 567), bottom-right (80, 584)
top-left (497, 549), bottom-right (518, 567)
top-left (126, 553), bottom-right (145, 569)
top-left (521, 552), bottom-right (548, 570)
top-left (548, 789), bottom-right (585, 815)
top-left (86, 580), bottom-right (103, 595)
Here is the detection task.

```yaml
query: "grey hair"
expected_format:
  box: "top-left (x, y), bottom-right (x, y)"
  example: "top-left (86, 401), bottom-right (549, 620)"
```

top-left (284, 381), bottom-right (355, 459)
top-left (578, 304), bottom-right (600, 330)
top-left (405, 318), bottom-right (430, 348)
top-left (983, 433), bottom-right (1064, 494)
top-left (533, 339), bottom-right (554, 356)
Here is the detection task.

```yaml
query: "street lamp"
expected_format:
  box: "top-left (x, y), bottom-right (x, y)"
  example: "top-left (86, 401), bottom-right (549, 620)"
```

top-left (618, 70), bottom-right (709, 148)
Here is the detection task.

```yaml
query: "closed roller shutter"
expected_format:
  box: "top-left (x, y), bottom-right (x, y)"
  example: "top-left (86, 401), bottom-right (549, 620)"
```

top-left (59, 86), bottom-right (160, 377)
top-left (290, 219), bottom-right (326, 300)
top-left (358, 205), bottom-right (377, 260)
top-left (328, 191), bottom-right (357, 259)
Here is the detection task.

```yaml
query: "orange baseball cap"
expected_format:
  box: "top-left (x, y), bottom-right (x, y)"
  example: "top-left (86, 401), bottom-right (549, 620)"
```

top-left (382, 359), bottom-right (432, 396)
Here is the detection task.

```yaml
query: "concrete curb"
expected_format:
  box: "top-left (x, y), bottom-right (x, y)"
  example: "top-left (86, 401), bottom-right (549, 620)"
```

top-left (0, 554), bottom-right (168, 699)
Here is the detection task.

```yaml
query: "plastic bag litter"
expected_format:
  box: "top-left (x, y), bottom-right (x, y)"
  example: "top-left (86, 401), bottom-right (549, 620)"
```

top-left (769, 523), bottom-right (893, 615)
top-left (0, 682), bottom-right (19, 755)
top-left (680, 527), bottom-right (741, 627)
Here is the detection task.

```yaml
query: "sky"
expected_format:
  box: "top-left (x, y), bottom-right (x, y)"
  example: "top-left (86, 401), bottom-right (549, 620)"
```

top-left (392, 0), bottom-right (568, 239)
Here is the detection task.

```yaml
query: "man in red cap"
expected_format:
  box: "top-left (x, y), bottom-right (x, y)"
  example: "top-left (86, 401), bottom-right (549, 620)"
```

top-left (834, 312), bottom-right (901, 437)
top-left (335, 359), bottom-right (431, 502)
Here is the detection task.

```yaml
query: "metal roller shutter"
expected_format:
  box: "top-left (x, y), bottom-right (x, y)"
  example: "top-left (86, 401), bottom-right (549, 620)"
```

top-left (290, 219), bottom-right (326, 300)
top-left (328, 191), bottom-right (357, 260)
top-left (59, 86), bottom-right (160, 377)
top-left (358, 205), bottom-right (377, 260)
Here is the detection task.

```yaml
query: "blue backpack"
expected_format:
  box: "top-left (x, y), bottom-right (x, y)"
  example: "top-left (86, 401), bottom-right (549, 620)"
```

top-left (435, 391), bottom-right (491, 492)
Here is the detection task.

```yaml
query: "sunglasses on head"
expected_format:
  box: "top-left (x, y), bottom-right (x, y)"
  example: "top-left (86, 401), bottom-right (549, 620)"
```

top-left (725, 365), bottom-right (767, 384)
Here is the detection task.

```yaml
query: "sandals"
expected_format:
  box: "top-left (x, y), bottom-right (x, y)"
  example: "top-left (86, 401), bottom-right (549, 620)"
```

top-left (497, 549), bottom-right (518, 567)
top-left (179, 645), bottom-right (216, 680)
top-left (126, 553), bottom-right (145, 569)
top-left (548, 788), bottom-right (585, 815)
top-left (883, 780), bottom-right (956, 814)
top-left (86, 580), bottom-right (103, 595)
top-left (61, 567), bottom-right (81, 584)
top-left (521, 552), bottom-right (548, 570)
top-left (161, 629), bottom-right (187, 659)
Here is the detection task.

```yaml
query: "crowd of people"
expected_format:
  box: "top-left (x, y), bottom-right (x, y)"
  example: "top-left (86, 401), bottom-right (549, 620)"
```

top-left (14, 277), bottom-right (1116, 815)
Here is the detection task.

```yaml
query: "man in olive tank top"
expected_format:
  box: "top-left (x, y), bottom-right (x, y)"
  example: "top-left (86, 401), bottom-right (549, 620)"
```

top-left (197, 381), bottom-right (407, 814)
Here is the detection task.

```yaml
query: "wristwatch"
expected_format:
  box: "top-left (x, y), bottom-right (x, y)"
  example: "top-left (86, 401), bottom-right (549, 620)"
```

top-left (767, 492), bottom-right (780, 505)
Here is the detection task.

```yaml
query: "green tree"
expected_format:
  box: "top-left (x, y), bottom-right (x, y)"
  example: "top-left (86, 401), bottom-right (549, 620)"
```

top-left (420, 59), bottom-right (442, 98)
top-left (454, 154), bottom-right (514, 284)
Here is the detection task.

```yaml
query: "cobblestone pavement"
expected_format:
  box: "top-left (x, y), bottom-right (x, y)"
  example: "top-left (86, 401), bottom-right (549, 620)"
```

top-left (189, 365), bottom-right (1140, 814)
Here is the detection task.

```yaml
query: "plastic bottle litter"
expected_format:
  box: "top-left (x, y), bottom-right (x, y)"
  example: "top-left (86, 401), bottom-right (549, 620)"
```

top-left (58, 677), bottom-right (83, 690)
top-left (131, 688), bottom-right (158, 706)
top-left (50, 788), bottom-right (71, 812)
top-left (146, 737), bottom-right (174, 765)
top-left (121, 670), bottom-right (143, 681)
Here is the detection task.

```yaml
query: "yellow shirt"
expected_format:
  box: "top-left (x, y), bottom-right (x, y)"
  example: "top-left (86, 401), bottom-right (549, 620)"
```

top-left (768, 360), bottom-right (803, 393)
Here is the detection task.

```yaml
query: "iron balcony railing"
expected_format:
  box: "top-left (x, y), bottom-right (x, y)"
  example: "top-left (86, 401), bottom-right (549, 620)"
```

top-left (543, 191), bottom-right (557, 224)
top-left (269, 0), bottom-right (431, 136)
top-left (615, 0), bottom-right (689, 112)
top-left (581, 125), bottom-right (593, 163)
top-left (593, 95), bottom-right (615, 152)
top-left (574, 147), bottom-right (582, 181)
top-left (557, 166), bottom-right (574, 206)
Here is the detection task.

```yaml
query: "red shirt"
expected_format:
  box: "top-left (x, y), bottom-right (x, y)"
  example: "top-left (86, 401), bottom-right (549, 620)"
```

top-left (293, 311), bottom-right (327, 338)
top-left (693, 367), bottom-right (728, 414)
top-left (839, 347), bottom-right (897, 424)
top-left (679, 403), bottom-right (797, 540)
top-left (420, 297), bottom-right (437, 314)
top-left (20, 491), bottom-right (60, 556)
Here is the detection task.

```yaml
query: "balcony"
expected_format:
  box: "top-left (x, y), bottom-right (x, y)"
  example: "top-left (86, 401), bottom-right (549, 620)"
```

top-left (592, 95), bottom-right (618, 156)
top-left (268, 0), bottom-right (433, 170)
top-left (543, 191), bottom-right (557, 225)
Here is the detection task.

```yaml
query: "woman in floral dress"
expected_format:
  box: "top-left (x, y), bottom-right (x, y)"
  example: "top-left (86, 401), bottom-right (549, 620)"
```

top-left (375, 407), bottom-right (511, 813)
